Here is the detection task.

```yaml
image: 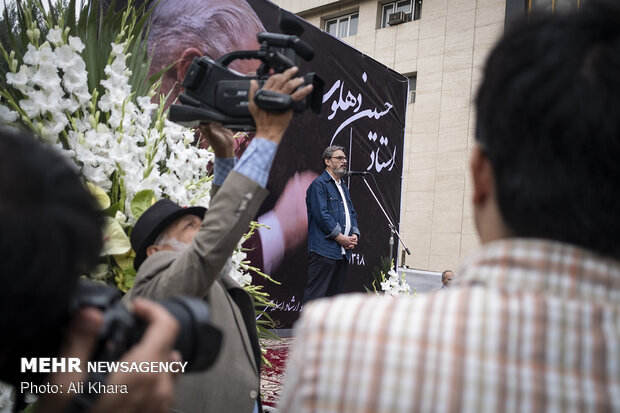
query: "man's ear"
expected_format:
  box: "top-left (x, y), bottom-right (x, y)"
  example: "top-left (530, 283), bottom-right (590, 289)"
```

top-left (176, 48), bottom-right (204, 84)
top-left (471, 145), bottom-right (493, 206)
top-left (146, 245), bottom-right (161, 257)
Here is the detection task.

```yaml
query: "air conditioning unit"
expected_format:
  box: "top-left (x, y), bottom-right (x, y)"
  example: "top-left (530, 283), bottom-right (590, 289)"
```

top-left (388, 11), bottom-right (406, 26)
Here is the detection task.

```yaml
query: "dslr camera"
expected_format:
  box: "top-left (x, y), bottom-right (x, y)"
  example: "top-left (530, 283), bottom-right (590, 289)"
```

top-left (66, 280), bottom-right (222, 410)
top-left (169, 11), bottom-right (324, 131)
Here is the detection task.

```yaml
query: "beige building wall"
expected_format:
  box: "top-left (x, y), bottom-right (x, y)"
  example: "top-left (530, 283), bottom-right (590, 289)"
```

top-left (273, 0), bottom-right (506, 272)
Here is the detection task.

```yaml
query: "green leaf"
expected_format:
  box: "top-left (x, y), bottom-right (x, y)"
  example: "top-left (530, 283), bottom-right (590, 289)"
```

top-left (106, 200), bottom-right (122, 217)
top-left (257, 326), bottom-right (280, 341)
top-left (122, 267), bottom-right (136, 290)
top-left (87, 182), bottom-right (111, 210)
top-left (130, 189), bottom-right (155, 220)
top-left (111, 263), bottom-right (135, 293)
top-left (101, 216), bottom-right (132, 256)
top-left (113, 252), bottom-right (135, 271)
top-left (64, 0), bottom-right (77, 34)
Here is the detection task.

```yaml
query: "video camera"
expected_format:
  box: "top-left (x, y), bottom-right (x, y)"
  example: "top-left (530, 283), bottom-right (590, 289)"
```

top-left (66, 280), bottom-right (222, 410)
top-left (169, 11), bottom-right (324, 131)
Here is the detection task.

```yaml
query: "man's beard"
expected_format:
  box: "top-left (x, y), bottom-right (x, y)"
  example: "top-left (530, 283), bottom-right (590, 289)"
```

top-left (163, 237), bottom-right (191, 252)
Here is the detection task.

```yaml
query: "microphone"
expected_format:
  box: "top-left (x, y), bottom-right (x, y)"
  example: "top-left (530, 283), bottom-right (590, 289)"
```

top-left (346, 171), bottom-right (371, 176)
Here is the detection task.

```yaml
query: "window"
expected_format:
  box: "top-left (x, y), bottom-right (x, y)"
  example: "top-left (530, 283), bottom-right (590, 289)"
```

top-left (325, 13), bottom-right (359, 38)
top-left (407, 74), bottom-right (417, 104)
top-left (520, 0), bottom-right (587, 12)
top-left (507, 0), bottom-right (583, 26)
top-left (529, 0), bottom-right (583, 13)
top-left (381, 0), bottom-right (422, 28)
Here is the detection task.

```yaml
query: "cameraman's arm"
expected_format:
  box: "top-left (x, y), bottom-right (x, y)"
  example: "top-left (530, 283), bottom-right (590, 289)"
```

top-left (199, 123), bottom-right (236, 197)
top-left (37, 299), bottom-right (179, 413)
top-left (131, 68), bottom-right (312, 299)
top-left (188, 67), bottom-right (314, 286)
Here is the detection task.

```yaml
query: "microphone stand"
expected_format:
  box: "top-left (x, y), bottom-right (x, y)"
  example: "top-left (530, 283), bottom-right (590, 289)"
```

top-left (357, 174), bottom-right (411, 266)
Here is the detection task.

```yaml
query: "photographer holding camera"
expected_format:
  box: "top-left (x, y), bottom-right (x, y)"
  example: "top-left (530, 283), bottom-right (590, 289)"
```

top-left (0, 127), bottom-right (181, 413)
top-left (124, 68), bottom-right (313, 413)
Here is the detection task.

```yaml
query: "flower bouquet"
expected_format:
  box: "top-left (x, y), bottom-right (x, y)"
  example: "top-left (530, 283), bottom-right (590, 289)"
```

top-left (0, 0), bottom-right (275, 303)
top-left (368, 257), bottom-right (412, 296)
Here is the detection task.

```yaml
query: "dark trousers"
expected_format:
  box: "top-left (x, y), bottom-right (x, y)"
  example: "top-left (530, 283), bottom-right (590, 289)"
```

top-left (303, 252), bottom-right (348, 305)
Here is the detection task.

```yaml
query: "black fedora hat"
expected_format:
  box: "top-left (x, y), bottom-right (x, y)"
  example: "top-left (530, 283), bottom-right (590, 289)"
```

top-left (131, 199), bottom-right (206, 270)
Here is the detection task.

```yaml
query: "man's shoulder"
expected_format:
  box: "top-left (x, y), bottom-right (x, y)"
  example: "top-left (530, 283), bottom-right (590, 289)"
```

top-left (296, 288), bottom-right (495, 335)
top-left (315, 170), bottom-right (332, 183)
top-left (125, 251), bottom-right (179, 300)
top-left (298, 293), bottom-right (431, 330)
top-left (137, 250), bottom-right (178, 276)
top-left (307, 171), bottom-right (330, 192)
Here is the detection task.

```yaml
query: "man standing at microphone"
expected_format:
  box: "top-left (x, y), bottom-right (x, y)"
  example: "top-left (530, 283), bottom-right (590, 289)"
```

top-left (303, 145), bottom-right (360, 304)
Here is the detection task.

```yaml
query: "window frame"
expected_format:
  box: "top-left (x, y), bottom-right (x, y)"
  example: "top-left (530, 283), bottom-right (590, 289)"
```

top-left (529, 0), bottom-right (583, 12)
top-left (380, 0), bottom-right (422, 28)
top-left (325, 12), bottom-right (359, 38)
top-left (406, 73), bottom-right (417, 104)
top-left (505, 0), bottom-right (583, 25)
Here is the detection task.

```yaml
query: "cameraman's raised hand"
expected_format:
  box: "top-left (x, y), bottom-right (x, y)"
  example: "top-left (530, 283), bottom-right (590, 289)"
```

top-left (248, 66), bottom-right (313, 144)
top-left (199, 122), bottom-right (235, 158)
top-left (38, 299), bottom-right (180, 413)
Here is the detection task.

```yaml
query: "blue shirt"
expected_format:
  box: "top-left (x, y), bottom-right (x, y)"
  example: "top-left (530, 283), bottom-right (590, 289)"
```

top-left (306, 169), bottom-right (360, 260)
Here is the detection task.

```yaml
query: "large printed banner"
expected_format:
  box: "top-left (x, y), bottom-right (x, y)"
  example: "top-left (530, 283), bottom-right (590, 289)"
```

top-left (142, 0), bottom-right (408, 327)
top-left (246, 0), bottom-right (408, 327)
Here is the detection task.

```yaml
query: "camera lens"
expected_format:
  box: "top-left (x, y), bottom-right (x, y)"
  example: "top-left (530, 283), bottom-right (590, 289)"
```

top-left (158, 297), bottom-right (222, 372)
top-left (72, 280), bottom-right (222, 373)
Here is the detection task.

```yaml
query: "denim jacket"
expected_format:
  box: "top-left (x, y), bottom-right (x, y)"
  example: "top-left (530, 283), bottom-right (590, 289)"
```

top-left (306, 169), bottom-right (360, 260)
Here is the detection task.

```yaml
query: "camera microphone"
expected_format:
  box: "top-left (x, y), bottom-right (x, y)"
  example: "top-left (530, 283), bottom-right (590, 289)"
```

top-left (346, 171), bottom-right (371, 176)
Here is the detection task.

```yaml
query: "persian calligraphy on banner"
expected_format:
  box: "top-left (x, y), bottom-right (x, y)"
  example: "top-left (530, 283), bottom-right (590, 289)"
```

top-left (247, 0), bottom-right (408, 328)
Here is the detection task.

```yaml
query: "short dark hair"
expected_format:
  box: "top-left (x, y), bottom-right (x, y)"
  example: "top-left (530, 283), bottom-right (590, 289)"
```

top-left (0, 128), bottom-right (103, 386)
top-left (441, 270), bottom-right (453, 281)
top-left (322, 145), bottom-right (345, 169)
top-left (475, 0), bottom-right (620, 259)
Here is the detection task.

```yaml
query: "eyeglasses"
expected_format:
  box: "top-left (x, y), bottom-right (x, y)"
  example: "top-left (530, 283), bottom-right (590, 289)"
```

top-left (330, 156), bottom-right (347, 161)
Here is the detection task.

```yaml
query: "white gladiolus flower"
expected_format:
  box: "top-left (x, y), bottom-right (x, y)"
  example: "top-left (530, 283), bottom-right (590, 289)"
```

top-left (23, 42), bottom-right (55, 66)
top-left (228, 250), bottom-right (252, 286)
top-left (68, 36), bottom-right (85, 53)
top-left (115, 210), bottom-right (129, 225)
top-left (54, 44), bottom-right (77, 68)
top-left (46, 28), bottom-right (63, 45)
top-left (6, 66), bottom-right (31, 89)
top-left (30, 64), bottom-right (61, 89)
top-left (42, 113), bottom-right (69, 138)
top-left (0, 105), bottom-right (19, 122)
top-left (110, 43), bottom-right (125, 55)
top-left (380, 266), bottom-right (411, 296)
top-left (0, 382), bottom-right (14, 413)
top-left (21, 43), bottom-right (39, 65)
top-left (19, 90), bottom-right (46, 117)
